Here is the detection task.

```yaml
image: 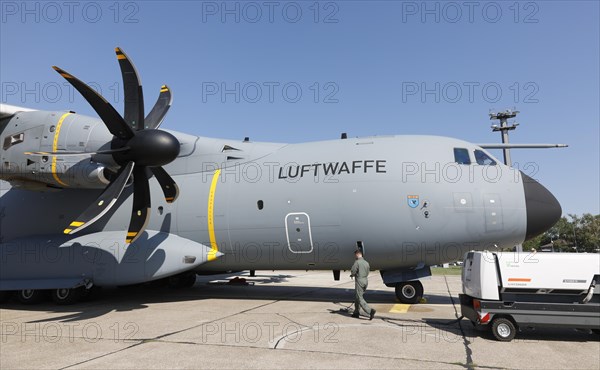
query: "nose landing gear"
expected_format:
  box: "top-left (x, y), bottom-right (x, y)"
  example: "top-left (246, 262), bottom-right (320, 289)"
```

top-left (381, 267), bottom-right (430, 304)
top-left (395, 281), bottom-right (424, 304)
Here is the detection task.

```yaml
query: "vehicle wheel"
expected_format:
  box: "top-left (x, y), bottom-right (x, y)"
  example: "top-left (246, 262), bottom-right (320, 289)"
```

top-left (395, 281), bottom-right (424, 304)
top-left (492, 317), bottom-right (517, 342)
top-left (51, 287), bottom-right (84, 305)
top-left (17, 289), bottom-right (45, 304)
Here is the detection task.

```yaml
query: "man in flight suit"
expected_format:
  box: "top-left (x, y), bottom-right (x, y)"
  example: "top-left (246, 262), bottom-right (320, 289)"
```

top-left (350, 249), bottom-right (376, 320)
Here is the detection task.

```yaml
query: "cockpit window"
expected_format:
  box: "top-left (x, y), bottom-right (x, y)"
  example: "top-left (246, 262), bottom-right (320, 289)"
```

top-left (474, 150), bottom-right (497, 165)
top-left (453, 148), bottom-right (471, 164)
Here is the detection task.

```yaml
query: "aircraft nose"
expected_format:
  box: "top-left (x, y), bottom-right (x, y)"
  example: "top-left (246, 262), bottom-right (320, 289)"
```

top-left (521, 172), bottom-right (562, 241)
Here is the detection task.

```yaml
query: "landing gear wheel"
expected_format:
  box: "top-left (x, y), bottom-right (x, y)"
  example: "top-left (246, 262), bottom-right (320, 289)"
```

top-left (180, 272), bottom-right (197, 288)
top-left (51, 287), bottom-right (84, 305)
top-left (168, 272), bottom-right (197, 289)
top-left (0, 291), bottom-right (13, 303)
top-left (395, 281), bottom-right (423, 304)
top-left (17, 289), bottom-right (45, 304)
top-left (80, 286), bottom-right (100, 301)
top-left (492, 317), bottom-right (517, 342)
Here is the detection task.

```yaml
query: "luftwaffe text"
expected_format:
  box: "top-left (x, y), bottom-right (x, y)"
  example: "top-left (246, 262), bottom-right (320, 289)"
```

top-left (278, 160), bottom-right (387, 179)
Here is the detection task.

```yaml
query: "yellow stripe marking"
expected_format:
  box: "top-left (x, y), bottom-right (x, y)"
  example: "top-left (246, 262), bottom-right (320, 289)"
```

top-left (160, 88), bottom-right (169, 93)
top-left (64, 221), bottom-right (84, 234)
top-left (126, 231), bottom-right (137, 243)
top-left (389, 304), bottom-right (411, 313)
top-left (117, 54), bottom-right (126, 60)
top-left (207, 169), bottom-right (221, 261)
top-left (51, 112), bottom-right (72, 186)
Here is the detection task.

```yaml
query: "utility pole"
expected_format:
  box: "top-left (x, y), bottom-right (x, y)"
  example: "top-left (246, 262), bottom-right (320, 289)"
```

top-left (490, 109), bottom-right (519, 166)
top-left (490, 110), bottom-right (521, 252)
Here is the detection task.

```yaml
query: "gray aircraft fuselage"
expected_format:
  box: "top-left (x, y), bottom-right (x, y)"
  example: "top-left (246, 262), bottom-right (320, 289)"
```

top-left (0, 110), bottom-right (561, 291)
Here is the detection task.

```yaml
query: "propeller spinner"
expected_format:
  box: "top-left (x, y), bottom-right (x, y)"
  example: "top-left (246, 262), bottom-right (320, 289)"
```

top-left (57, 47), bottom-right (179, 244)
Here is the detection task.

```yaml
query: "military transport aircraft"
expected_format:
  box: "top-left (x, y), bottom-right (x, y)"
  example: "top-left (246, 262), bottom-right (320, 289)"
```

top-left (0, 48), bottom-right (563, 305)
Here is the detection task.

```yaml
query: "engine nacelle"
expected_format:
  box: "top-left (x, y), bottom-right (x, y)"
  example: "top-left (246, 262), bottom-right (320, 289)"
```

top-left (0, 110), bottom-right (114, 190)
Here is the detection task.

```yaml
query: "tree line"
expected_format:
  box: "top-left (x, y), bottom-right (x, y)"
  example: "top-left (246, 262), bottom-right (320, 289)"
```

top-left (523, 213), bottom-right (600, 253)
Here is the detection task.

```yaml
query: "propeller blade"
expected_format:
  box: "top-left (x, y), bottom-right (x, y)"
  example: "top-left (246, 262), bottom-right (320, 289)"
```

top-left (150, 166), bottom-right (179, 203)
top-left (53, 66), bottom-right (134, 140)
top-left (63, 161), bottom-right (135, 235)
top-left (115, 47), bottom-right (144, 131)
top-left (25, 147), bottom-right (130, 157)
top-left (126, 166), bottom-right (151, 244)
top-left (145, 85), bottom-right (172, 129)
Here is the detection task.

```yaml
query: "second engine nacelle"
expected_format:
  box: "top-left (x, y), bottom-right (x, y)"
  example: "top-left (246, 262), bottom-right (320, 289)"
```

top-left (1, 110), bottom-right (115, 190)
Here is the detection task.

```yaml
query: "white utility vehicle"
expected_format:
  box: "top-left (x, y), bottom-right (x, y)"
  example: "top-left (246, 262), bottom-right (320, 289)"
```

top-left (459, 251), bottom-right (600, 341)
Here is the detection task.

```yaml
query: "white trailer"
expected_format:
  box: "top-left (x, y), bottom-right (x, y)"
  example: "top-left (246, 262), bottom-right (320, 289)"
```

top-left (459, 251), bottom-right (600, 341)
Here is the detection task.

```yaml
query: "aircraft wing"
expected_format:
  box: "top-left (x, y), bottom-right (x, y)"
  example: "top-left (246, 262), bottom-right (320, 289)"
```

top-left (478, 143), bottom-right (568, 149)
top-left (0, 103), bottom-right (35, 119)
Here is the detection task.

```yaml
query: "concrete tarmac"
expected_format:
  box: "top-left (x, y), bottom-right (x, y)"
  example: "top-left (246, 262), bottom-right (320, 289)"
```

top-left (1, 271), bottom-right (599, 369)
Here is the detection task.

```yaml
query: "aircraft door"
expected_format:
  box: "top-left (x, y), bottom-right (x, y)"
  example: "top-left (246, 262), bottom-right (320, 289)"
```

top-left (285, 212), bottom-right (313, 253)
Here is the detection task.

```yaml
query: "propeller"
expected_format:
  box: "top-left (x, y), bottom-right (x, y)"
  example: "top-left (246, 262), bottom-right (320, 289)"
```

top-left (57, 47), bottom-right (180, 244)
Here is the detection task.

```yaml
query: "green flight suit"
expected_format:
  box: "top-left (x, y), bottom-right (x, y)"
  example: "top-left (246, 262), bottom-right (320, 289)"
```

top-left (351, 257), bottom-right (373, 316)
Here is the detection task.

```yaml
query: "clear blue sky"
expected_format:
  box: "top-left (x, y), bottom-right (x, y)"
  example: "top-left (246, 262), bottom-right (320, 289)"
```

top-left (1, 1), bottom-right (598, 216)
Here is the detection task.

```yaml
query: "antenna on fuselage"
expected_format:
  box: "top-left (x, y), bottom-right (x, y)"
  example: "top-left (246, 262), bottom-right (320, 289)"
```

top-left (489, 109), bottom-right (519, 166)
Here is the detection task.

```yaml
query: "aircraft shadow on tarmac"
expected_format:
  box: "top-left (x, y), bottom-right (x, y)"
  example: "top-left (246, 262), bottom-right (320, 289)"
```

top-left (0, 273), bottom-right (456, 322)
top-left (3, 281), bottom-right (598, 343)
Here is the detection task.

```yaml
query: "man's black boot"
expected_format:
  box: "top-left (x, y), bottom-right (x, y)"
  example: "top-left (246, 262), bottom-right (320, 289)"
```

top-left (369, 309), bottom-right (376, 320)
